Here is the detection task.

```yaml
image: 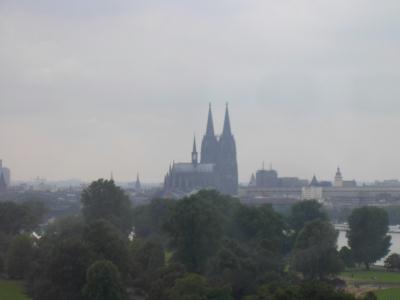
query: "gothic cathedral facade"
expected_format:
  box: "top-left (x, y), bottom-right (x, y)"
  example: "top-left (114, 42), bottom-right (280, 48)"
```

top-left (164, 104), bottom-right (238, 196)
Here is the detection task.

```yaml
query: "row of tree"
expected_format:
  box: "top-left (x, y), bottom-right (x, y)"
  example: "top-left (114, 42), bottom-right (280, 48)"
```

top-left (0, 179), bottom-right (392, 300)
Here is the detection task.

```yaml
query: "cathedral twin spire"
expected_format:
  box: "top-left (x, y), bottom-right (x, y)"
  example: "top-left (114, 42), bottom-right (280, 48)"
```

top-left (222, 103), bottom-right (232, 136)
top-left (205, 102), bottom-right (232, 137)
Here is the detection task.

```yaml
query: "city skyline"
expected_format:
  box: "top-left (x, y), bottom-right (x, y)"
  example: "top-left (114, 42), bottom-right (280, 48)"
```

top-left (1, 1), bottom-right (400, 182)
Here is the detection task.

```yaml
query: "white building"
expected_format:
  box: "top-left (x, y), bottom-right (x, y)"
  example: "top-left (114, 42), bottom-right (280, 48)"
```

top-left (302, 186), bottom-right (323, 202)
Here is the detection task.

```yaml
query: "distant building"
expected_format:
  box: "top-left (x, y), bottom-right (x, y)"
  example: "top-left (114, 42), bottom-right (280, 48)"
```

top-left (334, 167), bottom-right (343, 187)
top-left (302, 175), bottom-right (325, 201)
top-left (256, 167), bottom-right (279, 188)
top-left (309, 174), bottom-right (332, 188)
top-left (333, 167), bottom-right (357, 188)
top-left (302, 186), bottom-right (323, 202)
top-left (0, 159), bottom-right (11, 187)
top-left (248, 173), bottom-right (256, 187)
top-left (251, 165), bottom-right (307, 189)
top-left (135, 173), bottom-right (141, 191)
top-left (164, 104), bottom-right (238, 196)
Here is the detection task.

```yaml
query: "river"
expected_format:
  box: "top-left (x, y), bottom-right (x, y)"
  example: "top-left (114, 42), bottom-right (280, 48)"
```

top-left (337, 226), bottom-right (400, 266)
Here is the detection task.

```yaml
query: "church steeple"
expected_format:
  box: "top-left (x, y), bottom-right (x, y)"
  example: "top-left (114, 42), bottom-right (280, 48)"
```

top-left (135, 173), bottom-right (141, 190)
top-left (192, 135), bottom-right (198, 166)
top-left (206, 103), bottom-right (215, 136)
top-left (201, 104), bottom-right (219, 164)
top-left (222, 103), bottom-right (232, 136)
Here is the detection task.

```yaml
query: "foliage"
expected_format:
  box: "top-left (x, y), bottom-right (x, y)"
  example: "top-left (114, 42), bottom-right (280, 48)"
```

top-left (347, 206), bottom-right (391, 269)
top-left (84, 219), bottom-right (130, 275)
top-left (81, 179), bottom-right (133, 233)
top-left (129, 239), bottom-right (165, 291)
top-left (46, 238), bottom-right (95, 300)
top-left (83, 260), bottom-right (126, 300)
top-left (384, 253), bottom-right (400, 271)
top-left (28, 236), bottom-right (94, 300)
top-left (0, 201), bottom-right (45, 235)
top-left (132, 198), bottom-right (176, 240)
top-left (164, 192), bottom-right (225, 273)
top-left (6, 234), bottom-right (35, 279)
top-left (168, 273), bottom-right (233, 300)
top-left (148, 263), bottom-right (186, 300)
top-left (339, 246), bottom-right (355, 268)
top-left (234, 204), bottom-right (286, 249)
top-left (289, 200), bottom-right (328, 233)
top-left (292, 220), bottom-right (344, 279)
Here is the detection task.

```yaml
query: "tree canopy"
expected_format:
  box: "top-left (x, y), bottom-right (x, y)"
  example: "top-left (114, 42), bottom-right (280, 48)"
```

top-left (81, 179), bottom-right (133, 233)
top-left (292, 220), bottom-right (343, 280)
top-left (347, 206), bottom-right (391, 269)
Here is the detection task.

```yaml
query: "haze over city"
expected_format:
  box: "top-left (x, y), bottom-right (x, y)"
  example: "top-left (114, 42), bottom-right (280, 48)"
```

top-left (1, 0), bottom-right (400, 183)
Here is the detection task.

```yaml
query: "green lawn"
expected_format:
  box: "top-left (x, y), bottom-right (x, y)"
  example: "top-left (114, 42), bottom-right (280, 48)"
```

top-left (375, 287), bottom-right (400, 300)
top-left (341, 270), bottom-right (400, 284)
top-left (0, 280), bottom-right (31, 300)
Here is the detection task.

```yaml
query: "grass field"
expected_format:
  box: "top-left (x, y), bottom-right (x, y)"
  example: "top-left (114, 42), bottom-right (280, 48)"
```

top-left (341, 269), bottom-right (400, 299)
top-left (375, 287), bottom-right (400, 300)
top-left (0, 280), bottom-right (31, 300)
top-left (341, 270), bottom-right (400, 284)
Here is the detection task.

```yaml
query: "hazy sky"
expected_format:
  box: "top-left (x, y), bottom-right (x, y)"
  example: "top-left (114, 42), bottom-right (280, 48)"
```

top-left (1, 0), bottom-right (400, 183)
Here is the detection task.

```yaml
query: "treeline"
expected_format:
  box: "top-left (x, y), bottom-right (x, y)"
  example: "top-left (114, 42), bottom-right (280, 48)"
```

top-left (327, 205), bottom-right (400, 226)
top-left (0, 179), bottom-right (392, 300)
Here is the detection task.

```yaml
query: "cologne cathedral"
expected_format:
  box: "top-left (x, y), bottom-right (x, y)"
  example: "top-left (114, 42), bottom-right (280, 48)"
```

top-left (164, 104), bottom-right (238, 196)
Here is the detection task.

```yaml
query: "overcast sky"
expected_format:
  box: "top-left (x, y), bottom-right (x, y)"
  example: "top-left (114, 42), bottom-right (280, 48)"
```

top-left (1, 0), bottom-right (400, 183)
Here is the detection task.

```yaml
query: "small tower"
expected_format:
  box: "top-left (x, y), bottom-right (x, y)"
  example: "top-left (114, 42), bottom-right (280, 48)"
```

top-left (310, 174), bottom-right (319, 187)
top-left (135, 173), bottom-right (141, 191)
top-left (192, 136), bottom-right (198, 166)
top-left (249, 173), bottom-right (256, 187)
top-left (334, 167), bottom-right (343, 187)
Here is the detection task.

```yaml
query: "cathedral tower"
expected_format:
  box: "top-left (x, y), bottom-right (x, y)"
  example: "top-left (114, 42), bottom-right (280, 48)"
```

top-left (192, 136), bottom-right (198, 166)
top-left (201, 104), bottom-right (219, 164)
top-left (217, 104), bottom-right (238, 195)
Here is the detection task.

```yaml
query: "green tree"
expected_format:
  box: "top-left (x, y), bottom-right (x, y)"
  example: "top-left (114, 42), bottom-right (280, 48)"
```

top-left (164, 193), bottom-right (224, 273)
top-left (83, 260), bottom-right (126, 300)
top-left (292, 220), bottom-right (344, 280)
top-left (6, 234), bottom-right (35, 279)
top-left (289, 200), bottom-right (328, 233)
top-left (132, 198), bottom-right (176, 240)
top-left (84, 219), bottom-right (130, 275)
top-left (347, 206), bottom-right (391, 270)
top-left (234, 204), bottom-right (286, 249)
top-left (46, 238), bottom-right (95, 300)
top-left (168, 273), bottom-right (233, 300)
top-left (148, 263), bottom-right (186, 300)
top-left (384, 253), bottom-right (400, 271)
top-left (0, 201), bottom-right (45, 235)
top-left (130, 240), bottom-right (165, 275)
top-left (339, 246), bottom-right (355, 268)
top-left (81, 179), bottom-right (133, 233)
